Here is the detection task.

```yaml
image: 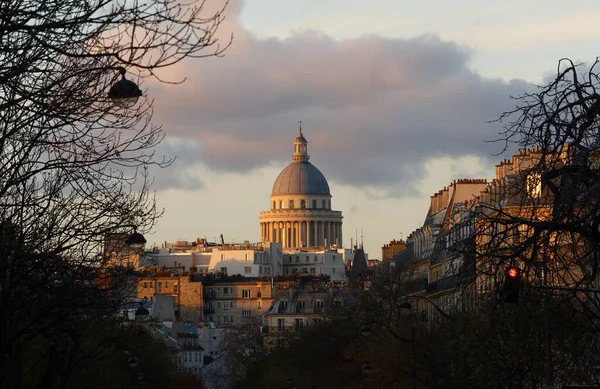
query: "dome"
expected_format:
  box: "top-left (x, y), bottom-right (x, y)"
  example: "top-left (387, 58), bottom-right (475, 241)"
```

top-left (271, 161), bottom-right (331, 196)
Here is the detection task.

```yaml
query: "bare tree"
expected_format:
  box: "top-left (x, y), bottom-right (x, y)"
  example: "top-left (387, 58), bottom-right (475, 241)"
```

top-left (470, 58), bottom-right (600, 387)
top-left (0, 1), bottom-right (230, 388)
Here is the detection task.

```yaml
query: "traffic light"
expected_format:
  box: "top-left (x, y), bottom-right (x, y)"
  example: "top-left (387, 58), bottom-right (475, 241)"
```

top-left (502, 266), bottom-right (521, 304)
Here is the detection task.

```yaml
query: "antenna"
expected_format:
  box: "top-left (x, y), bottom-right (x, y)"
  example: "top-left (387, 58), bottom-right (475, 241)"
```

top-left (360, 228), bottom-right (364, 249)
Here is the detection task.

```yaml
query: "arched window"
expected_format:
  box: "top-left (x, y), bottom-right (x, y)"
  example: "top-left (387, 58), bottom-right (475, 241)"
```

top-left (322, 200), bottom-right (326, 209)
top-left (328, 200), bottom-right (331, 209)
top-left (312, 200), bottom-right (317, 209)
top-left (300, 200), bottom-right (306, 209)
top-left (280, 200), bottom-right (284, 209)
top-left (289, 200), bottom-right (294, 209)
top-left (273, 201), bottom-right (276, 209)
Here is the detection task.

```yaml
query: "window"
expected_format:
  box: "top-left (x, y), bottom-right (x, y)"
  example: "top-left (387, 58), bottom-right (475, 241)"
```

top-left (165, 282), bottom-right (168, 288)
top-left (322, 200), bottom-right (325, 208)
top-left (220, 254), bottom-right (225, 261)
top-left (279, 301), bottom-right (288, 312)
top-left (242, 310), bottom-right (251, 317)
top-left (143, 282), bottom-right (147, 288)
top-left (224, 287), bottom-right (228, 295)
top-left (310, 267), bottom-right (316, 274)
top-left (280, 200), bottom-right (284, 208)
top-left (257, 290), bottom-right (262, 298)
top-left (315, 300), bottom-right (324, 312)
top-left (295, 256), bottom-right (300, 263)
top-left (149, 282), bottom-right (153, 288)
top-left (289, 200), bottom-right (294, 209)
top-left (328, 200), bottom-right (331, 209)
top-left (333, 268), bottom-right (336, 275)
top-left (527, 173), bottom-right (542, 197)
top-left (292, 268), bottom-right (298, 273)
top-left (277, 318), bottom-right (285, 329)
top-left (301, 268), bottom-right (307, 273)
top-left (224, 316), bottom-right (230, 323)
top-left (314, 255), bottom-right (318, 262)
top-left (242, 290), bottom-right (251, 298)
top-left (217, 287), bottom-right (221, 293)
top-left (259, 266), bottom-right (263, 274)
top-left (296, 300), bottom-right (306, 312)
top-left (220, 267), bottom-right (227, 274)
top-left (312, 200), bottom-right (317, 208)
top-left (217, 302), bottom-right (221, 308)
top-left (273, 201), bottom-right (276, 209)
top-left (230, 301), bottom-right (234, 308)
top-left (295, 318), bottom-right (304, 329)
top-left (157, 282), bottom-right (162, 293)
top-left (173, 283), bottom-right (178, 293)
top-left (257, 301), bottom-right (262, 310)
top-left (245, 266), bottom-right (251, 274)
top-left (300, 199), bottom-right (306, 209)
top-left (305, 256), bottom-right (309, 262)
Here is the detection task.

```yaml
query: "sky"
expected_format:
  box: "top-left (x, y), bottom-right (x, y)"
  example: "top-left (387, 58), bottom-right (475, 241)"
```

top-left (145, 0), bottom-right (600, 256)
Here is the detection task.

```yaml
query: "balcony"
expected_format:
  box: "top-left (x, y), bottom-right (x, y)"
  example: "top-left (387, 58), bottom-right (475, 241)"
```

top-left (203, 307), bottom-right (215, 314)
top-left (263, 326), bottom-right (305, 334)
top-left (425, 281), bottom-right (439, 293)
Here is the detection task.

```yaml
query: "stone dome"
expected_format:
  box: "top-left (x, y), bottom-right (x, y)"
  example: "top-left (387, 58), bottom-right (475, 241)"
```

top-left (271, 161), bottom-right (331, 196)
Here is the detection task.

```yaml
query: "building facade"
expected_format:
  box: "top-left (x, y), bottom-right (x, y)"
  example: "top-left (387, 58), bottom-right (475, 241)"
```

top-left (202, 279), bottom-right (276, 327)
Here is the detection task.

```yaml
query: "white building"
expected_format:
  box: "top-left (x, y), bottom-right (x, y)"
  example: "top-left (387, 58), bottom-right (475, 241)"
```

top-left (281, 249), bottom-right (346, 281)
top-left (139, 241), bottom-right (283, 277)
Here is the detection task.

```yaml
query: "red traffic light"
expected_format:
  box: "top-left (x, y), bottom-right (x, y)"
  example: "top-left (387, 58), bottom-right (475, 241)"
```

top-left (507, 267), bottom-right (519, 279)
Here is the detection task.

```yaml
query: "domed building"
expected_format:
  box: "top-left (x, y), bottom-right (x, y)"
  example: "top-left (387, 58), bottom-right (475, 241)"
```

top-left (259, 126), bottom-right (343, 250)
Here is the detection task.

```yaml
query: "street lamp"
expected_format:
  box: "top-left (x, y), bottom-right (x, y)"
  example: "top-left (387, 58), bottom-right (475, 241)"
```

top-left (127, 357), bottom-right (140, 369)
top-left (108, 67), bottom-right (143, 108)
top-left (360, 325), bottom-right (372, 337)
top-left (398, 299), bottom-right (412, 316)
top-left (126, 231), bottom-right (147, 249)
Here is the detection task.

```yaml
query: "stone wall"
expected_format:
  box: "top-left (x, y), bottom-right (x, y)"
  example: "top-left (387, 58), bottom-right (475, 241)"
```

top-left (179, 277), bottom-right (203, 323)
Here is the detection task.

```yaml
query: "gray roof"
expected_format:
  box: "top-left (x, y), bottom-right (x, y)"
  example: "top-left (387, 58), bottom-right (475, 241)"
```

top-left (271, 161), bottom-right (331, 196)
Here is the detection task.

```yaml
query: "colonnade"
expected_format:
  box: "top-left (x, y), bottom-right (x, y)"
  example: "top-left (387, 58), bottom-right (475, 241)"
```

top-left (260, 220), bottom-right (342, 249)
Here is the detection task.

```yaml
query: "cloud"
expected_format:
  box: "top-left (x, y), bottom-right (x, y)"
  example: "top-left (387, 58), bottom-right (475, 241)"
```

top-left (148, 0), bottom-right (533, 197)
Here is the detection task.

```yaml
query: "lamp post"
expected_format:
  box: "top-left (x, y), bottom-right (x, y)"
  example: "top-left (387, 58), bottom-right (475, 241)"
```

top-left (398, 300), bottom-right (417, 389)
top-left (398, 296), bottom-right (452, 389)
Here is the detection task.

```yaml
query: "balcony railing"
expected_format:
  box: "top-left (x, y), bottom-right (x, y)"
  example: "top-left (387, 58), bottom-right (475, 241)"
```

top-left (262, 325), bottom-right (305, 334)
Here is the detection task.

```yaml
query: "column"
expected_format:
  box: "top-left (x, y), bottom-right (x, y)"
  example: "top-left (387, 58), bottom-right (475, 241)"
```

top-left (305, 221), bottom-right (309, 247)
top-left (295, 222), bottom-right (300, 249)
top-left (283, 222), bottom-right (288, 248)
top-left (313, 221), bottom-right (317, 247)
top-left (339, 223), bottom-right (343, 247)
top-left (324, 221), bottom-right (329, 246)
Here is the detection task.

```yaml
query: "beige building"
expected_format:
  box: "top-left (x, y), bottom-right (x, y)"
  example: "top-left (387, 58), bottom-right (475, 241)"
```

top-left (203, 279), bottom-right (275, 326)
top-left (259, 126), bottom-right (343, 249)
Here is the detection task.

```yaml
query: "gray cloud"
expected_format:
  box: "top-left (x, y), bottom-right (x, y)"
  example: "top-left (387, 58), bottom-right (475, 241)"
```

top-left (148, 0), bottom-right (533, 195)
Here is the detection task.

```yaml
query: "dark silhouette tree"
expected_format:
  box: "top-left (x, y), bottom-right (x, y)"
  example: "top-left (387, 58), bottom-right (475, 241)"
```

top-left (0, 0), bottom-right (229, 388)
